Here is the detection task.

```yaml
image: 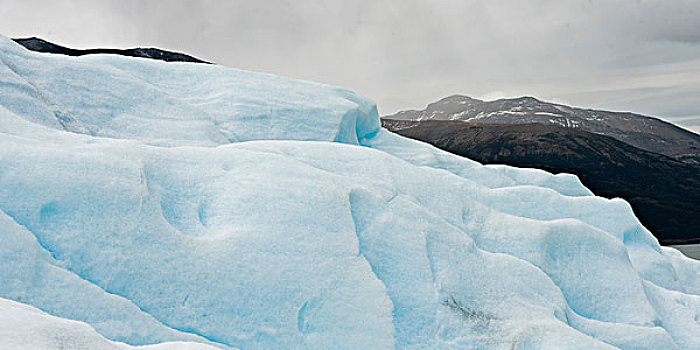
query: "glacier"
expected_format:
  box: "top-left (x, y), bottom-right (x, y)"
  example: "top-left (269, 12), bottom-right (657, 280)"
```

top-left (0, 34), bottom-right (699, 350)
top-left (0, 297), bottom-right (218, 350)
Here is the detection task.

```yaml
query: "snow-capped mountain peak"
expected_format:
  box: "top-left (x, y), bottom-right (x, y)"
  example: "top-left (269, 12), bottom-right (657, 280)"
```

top-left (385, 95), bottom-right (700, 161)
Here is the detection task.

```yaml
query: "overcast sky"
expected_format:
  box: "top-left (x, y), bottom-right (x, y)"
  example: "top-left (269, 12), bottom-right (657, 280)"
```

top-left (1, 0), bottom-right (699, 132)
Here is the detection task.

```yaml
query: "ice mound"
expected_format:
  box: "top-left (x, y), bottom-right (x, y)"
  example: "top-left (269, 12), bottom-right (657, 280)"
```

top-left (1, 34), bottom-right (699, 349)
top-left (0, 35), bottom-right (379, 147)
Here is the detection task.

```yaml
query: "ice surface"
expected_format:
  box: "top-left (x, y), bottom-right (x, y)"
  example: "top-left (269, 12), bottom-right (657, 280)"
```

top-left (1, 34), bottom-right (700, 349)
top-left (0, 297), bottom-right (220, 350)
top-left (0, 211), bottom-right (224, 346)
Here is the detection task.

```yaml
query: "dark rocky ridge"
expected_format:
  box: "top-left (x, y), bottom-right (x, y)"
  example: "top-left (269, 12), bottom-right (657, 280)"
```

top-left (385, 95), bottom-right (700, 164)
top-left (13, 37), bottom-right (210, 64)
top-left (383, 119), bottom-right (700, 245)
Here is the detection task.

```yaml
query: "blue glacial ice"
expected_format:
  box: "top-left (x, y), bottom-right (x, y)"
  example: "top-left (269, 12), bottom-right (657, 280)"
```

top-left (1, 34), bottom-right (699, 349)
top-left (0, 297), bottom-right (219, 350)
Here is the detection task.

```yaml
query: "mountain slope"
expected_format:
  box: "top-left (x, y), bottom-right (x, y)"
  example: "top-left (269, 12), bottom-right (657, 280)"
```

top-left (13, 37), bottom-right (210, 64)
top-left (385, 95), bottom-right (700, 163)
top-left (383, 119), bottom-right (700, 245)
top-left (2, 35), bottom-right (700, 349)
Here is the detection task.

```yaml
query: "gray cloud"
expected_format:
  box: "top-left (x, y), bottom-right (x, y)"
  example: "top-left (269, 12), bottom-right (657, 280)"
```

top-left (0, 0), bottom-right (698, 129)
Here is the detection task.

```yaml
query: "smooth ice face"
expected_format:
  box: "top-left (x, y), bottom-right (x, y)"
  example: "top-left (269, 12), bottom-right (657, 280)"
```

top-left (1, 34), bottom-right (700, 350)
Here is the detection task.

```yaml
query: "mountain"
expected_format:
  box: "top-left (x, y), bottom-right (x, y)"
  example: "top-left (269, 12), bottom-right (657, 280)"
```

top-left (13, 37), bottom-right (210, 64)
top-left (2, 35), bottom-right (700, 349)
top-left (383, 119), bottom-right (700, 245)
top-left (385, 95), bottom-right (700, 163)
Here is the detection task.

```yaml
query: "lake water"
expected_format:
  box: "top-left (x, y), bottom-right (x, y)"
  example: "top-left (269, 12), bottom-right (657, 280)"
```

top-left (671, 244), bottom-right (700, 260)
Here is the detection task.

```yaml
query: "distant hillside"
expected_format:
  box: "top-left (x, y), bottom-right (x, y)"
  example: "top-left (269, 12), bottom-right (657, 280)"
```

top-left (383, 119), bottom-right (700, 245)
top-left (385, 95), bottom-right (700, 164)
top-left (13, 37), bottom-right (210, 64)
